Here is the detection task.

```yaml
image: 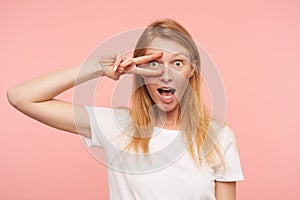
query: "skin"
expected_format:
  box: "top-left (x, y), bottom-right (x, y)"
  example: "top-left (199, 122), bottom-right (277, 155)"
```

top-left (7, 38), bottom-right (236, 200)
top-left (215, 181), bottom-right (236, 200)
top-left (140, 38), bottom-right (195, 129)
top-left (140, 39), bottom-right (237, 199)
top-left (7, 52), bottom-right (164, 138)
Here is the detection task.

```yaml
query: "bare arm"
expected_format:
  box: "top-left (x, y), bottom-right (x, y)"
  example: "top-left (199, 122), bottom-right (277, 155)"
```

top-left (215, 181), bottom-right (236, 200)
top-left (7, 63), bottom-right (102, 138)
top-left (7, 52), bottom-right (163, 138)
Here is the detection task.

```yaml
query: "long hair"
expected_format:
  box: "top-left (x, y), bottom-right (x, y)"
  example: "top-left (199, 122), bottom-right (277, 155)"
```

top-left (125, 19), bottom-right (223, 166)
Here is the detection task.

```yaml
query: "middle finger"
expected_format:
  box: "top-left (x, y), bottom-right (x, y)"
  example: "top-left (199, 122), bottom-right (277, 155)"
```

top-left (133, 52), bottom-right (163, 65)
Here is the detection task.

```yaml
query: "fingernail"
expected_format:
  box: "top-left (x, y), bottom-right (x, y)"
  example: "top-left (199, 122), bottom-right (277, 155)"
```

top-left (113, 65), bottom-right (118, 71)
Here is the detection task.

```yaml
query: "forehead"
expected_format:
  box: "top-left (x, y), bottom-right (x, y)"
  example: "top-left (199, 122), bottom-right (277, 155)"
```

top-left (144, 38), bottom-right (190, 57)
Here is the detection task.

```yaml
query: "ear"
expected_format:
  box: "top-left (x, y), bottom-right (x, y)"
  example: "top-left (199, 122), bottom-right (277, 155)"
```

top-left (188, 66), bottom-right (195, 78)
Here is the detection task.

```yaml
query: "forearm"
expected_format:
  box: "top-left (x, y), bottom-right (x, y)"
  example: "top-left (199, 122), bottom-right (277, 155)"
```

top-left (6, 52), bottom-right (163, 136)
top-left (7, 62), bottom-right (101, 106)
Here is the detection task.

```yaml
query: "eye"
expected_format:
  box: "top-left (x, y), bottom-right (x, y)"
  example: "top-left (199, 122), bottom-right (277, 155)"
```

top-left (173, 60), bottom-right (183, 68)
top-left (147, 60), bottom-right (160, 69)
top-left (150, 60), bottom-right (159, 66)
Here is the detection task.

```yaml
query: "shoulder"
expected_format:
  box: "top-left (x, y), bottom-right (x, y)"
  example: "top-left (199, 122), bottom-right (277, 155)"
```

top-left (209, 120), bottom-right (236, 141)
top-left (85, 106), bottom-right (127, 113)
top-left (85, 106), bottom-right (129, 118)
top-left (85, 106), bottom-right (131, 130)
top-left (209, 120), bottom-right (244, 181)
top-left (208, 119), bottom-right (238, 153)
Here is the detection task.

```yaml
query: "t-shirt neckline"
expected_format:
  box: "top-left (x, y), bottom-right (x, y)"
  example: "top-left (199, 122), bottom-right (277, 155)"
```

top-left (154, 126), bottom-right (180, 134)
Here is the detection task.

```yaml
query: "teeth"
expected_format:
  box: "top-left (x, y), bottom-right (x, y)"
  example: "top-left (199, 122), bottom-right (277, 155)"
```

top-left (157, 87), bottom-right (176, 94)
top-left (162, 95), bottom-right (172, 99)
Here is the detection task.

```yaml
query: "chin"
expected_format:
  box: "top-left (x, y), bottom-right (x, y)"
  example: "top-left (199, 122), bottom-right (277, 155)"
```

top-left (155, 102), bottom-right (179, 113)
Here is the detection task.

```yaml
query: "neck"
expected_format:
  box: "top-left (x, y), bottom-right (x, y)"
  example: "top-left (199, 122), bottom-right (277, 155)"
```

top-left (156, 106), bottom-right (180, 130)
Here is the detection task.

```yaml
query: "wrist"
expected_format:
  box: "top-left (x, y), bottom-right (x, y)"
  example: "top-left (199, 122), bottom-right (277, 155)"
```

top-left (84, 58), bottom-right (107, 79)
top-left (74, 59), bottom-right (106, 84)
top-left (93, 60), bottom-right (108, 78)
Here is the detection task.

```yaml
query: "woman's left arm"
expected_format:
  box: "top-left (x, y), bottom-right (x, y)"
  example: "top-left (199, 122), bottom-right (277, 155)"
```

top-left (215, 181), bottom-right (236, 200)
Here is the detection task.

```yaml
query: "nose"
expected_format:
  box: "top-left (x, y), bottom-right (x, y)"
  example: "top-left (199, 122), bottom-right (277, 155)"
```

top-left (160, 65), bottom-right (172, 82)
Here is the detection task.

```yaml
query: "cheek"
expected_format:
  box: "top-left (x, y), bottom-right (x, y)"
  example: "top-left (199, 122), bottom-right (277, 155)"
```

top-left (183, 66), bottom-right (195, 79)
top-left (145, 84), bottom-right (155, 93)
top-left (144, 85), bottom-right (159, 104)
top-left (176, 82), bottom-right (189, 98)
top-left (142, 78), bottom-right (157, 96)
top-left (142, 77), bottom-right (159, 88)
top-left (173, 74), bottom-right (191, 98)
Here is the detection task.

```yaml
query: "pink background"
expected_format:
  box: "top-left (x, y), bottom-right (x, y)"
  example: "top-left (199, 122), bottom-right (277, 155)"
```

top-left (1, 0), bottom-right (299, 199)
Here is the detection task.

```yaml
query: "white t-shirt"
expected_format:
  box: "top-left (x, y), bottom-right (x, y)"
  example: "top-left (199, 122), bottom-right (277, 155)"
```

top-left (83, 107), bottom-right (244, 200)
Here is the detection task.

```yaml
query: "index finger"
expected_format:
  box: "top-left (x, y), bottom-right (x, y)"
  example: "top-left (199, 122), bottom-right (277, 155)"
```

top-left (130, 67), bottom-right (163, 76)
top-left (133, 52), bottom-right (163, 65)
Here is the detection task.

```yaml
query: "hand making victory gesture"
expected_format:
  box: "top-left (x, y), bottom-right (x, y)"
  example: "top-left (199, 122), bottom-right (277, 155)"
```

top-left (101, 52), bottom-right (163, 80)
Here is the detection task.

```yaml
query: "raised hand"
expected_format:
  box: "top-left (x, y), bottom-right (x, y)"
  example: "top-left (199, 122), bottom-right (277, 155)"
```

top-left (102, 52), bottom-right (163, 80)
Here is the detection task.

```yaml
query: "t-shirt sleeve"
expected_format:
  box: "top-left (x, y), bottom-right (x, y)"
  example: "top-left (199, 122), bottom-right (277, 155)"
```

top-left (82, 106), bottom-right (104, 148)
top-left (214, 124), bottom-right (244, 182)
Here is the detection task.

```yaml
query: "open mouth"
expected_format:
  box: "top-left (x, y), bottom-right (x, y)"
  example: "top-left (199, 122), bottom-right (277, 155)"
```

top-left (157, 88), bottom-right (176, 94)
top-left (157, 87), bottom-right (176, 100)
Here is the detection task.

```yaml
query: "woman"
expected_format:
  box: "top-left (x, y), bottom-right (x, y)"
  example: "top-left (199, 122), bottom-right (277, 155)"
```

top-left (7, 19), bottom-right (244, 199)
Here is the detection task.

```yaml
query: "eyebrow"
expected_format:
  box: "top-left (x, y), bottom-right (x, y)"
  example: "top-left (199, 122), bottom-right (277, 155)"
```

top-left (146, 52), bottom-right (189, 58)
top-left (171, 53), bottom-right (189, 59)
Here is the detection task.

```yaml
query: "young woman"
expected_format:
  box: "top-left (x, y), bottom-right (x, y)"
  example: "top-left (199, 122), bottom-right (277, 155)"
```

top-left (7, 19), bottom-right (244, 199)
